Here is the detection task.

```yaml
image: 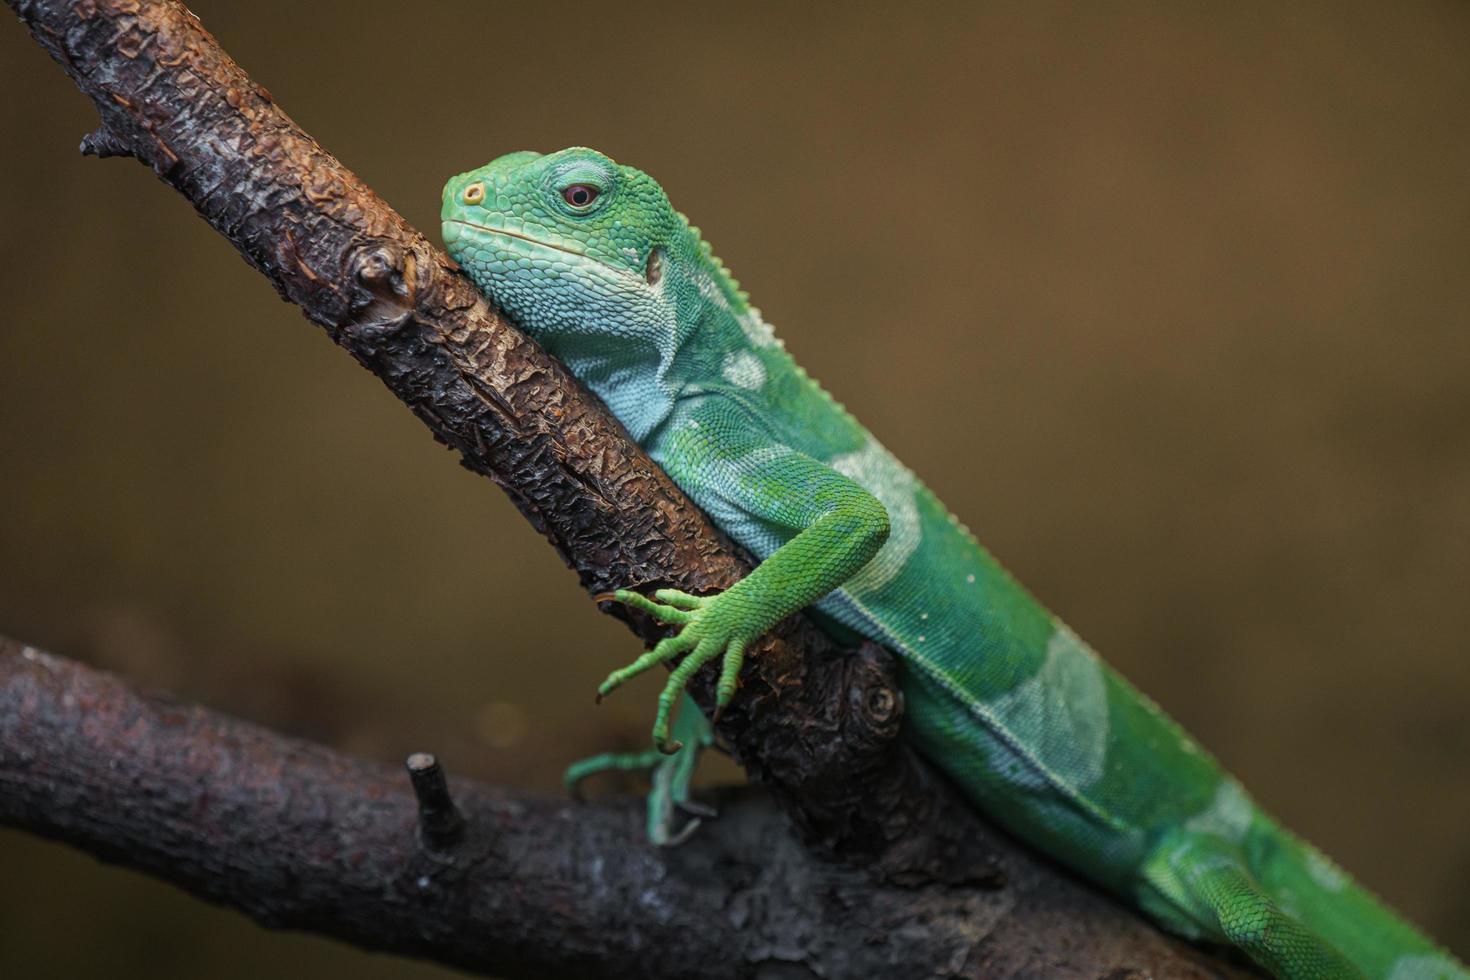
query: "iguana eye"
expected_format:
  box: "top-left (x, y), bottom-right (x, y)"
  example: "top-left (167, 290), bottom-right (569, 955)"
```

top-left (462, 182), bottom-right (485, 205)
top-left (560, 184), bottom-right (600, 209)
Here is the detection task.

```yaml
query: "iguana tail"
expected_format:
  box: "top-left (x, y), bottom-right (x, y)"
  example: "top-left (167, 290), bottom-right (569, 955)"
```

top-left (1248, 815), bottom-right (1466, 980)
top-left (1141, 808), bottom-right (1468, 980)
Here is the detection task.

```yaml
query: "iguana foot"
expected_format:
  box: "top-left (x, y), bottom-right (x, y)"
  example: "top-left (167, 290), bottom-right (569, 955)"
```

top-left (1140, 828), bottom-right (1366, 980)
top-left (594, 589), bottom-right (752, 752)
top-left (564, 692), bottom-right (716, 846)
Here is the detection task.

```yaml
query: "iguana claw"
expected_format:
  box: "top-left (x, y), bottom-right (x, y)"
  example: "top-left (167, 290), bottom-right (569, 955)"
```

top-left (592, 588), bottom-right (751, 753)
top-left (677, 798), bottom-right (719, 819)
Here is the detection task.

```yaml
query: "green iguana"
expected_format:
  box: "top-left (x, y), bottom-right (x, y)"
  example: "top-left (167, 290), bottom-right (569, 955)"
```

top-left (440, 147), bottom-right (1466, 980)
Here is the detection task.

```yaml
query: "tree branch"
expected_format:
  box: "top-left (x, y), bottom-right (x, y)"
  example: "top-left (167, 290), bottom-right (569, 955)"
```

top-left (3, 0), bottom-right (1253, 975)
top-left (4, 0), bottom-right (969, 878)
top-left (0, 638), bottom-right (1247, 979)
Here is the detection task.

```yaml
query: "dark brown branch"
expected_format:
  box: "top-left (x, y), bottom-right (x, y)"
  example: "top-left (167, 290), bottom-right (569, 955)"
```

top-left (2, 0), bottom-right (1254, 974)
top-left (0, 639), bottom-right (1248, 980)
top-left (2, 0), bottom-right (961, 876)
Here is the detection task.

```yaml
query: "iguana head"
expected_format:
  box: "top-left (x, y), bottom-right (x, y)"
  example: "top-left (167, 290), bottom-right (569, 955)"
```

top-left (441, 147), bottom-right (696, 352)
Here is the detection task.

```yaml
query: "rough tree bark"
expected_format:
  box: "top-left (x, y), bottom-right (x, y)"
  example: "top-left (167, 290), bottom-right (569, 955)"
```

top-left (2, 0), bottom-right (1253, 976)
top-left (0, 638), bottom-right (1248, 979)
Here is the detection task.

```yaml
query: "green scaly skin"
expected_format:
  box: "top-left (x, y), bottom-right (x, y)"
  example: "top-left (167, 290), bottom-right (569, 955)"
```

top-left (441, 147), bottom-right (1467, 980)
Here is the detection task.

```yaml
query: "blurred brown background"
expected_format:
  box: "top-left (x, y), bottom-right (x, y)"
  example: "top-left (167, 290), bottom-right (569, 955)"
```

top-left (2, 1), bottom-right (1467, 975)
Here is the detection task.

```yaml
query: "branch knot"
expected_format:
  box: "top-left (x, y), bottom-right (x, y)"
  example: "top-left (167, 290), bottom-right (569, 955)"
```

top-left (79, 124), bottom-right (132, 159)
top-left (347, 243), bottom-right (418, 336)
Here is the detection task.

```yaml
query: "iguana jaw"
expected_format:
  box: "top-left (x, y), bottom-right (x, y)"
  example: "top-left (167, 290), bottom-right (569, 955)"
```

top-left (444, 218), bottom-right (586, 259)
top-left (444, 217), bottom-right (645, 291)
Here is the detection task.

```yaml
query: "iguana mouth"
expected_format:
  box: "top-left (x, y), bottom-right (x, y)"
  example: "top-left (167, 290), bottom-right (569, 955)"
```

top-left (447, 218), bottom-right (586, 259)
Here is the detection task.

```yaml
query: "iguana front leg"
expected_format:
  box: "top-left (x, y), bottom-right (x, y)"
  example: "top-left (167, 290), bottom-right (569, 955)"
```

top-left (595, 418), bottom-right (891, 752)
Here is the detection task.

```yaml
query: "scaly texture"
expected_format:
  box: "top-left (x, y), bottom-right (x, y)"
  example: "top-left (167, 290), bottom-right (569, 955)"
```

top-left (441, 148), bottom-right (1467, 980)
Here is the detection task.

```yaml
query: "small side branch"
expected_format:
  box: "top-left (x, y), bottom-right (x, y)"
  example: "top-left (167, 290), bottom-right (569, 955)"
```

top-left (406, 752), bottom-right (467, 852)
top-left (78, 124), bottom-right (132, 158)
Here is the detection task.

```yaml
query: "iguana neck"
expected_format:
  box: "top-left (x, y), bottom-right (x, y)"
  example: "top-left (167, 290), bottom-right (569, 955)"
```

top-left (664, 260), bottom-right (767, 384)
top-left (552, 244), bottom-right (771, 445)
